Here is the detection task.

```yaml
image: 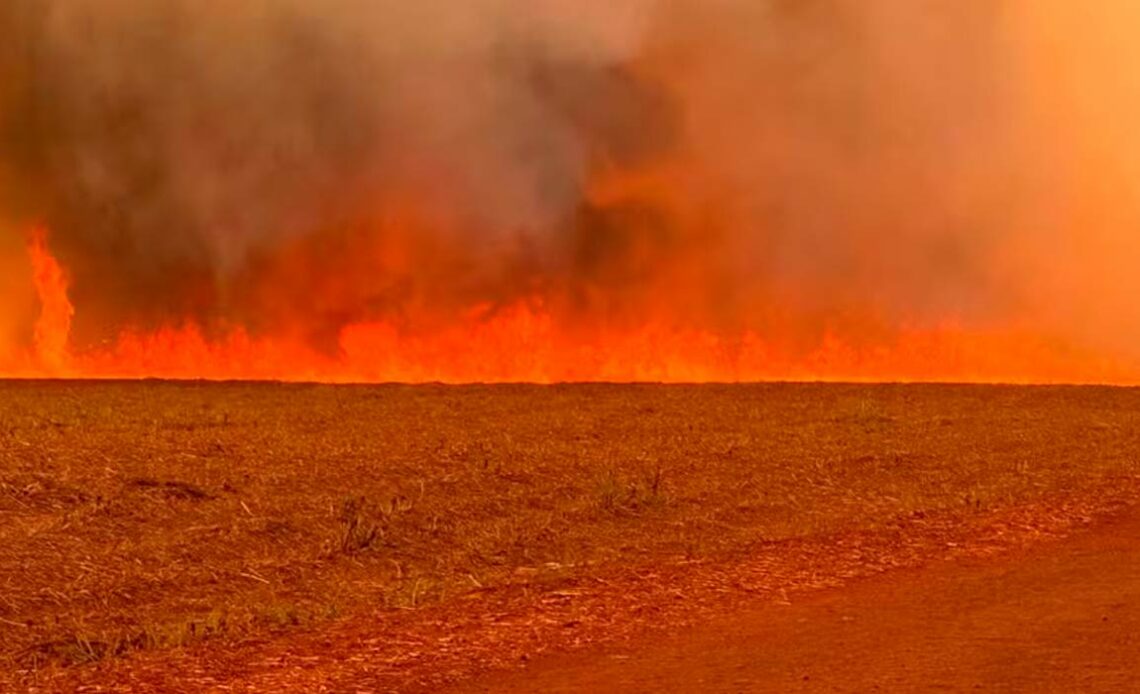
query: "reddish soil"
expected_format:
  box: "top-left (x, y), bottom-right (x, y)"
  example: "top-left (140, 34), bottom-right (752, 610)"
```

top-left (448, 507), bottom-right (1140, 693)
top-left (23, 492), bottom-right (1138, 692)
top-left (5, 383), bottom-right (1140, 691)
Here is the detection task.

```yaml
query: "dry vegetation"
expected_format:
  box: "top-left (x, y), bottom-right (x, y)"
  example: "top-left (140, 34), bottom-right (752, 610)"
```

top-left (2, 382), bottom-right (1139, 686)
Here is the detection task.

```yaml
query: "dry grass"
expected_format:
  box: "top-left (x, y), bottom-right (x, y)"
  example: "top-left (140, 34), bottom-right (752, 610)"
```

top-left (1, 382), bottom-right (1139, 675)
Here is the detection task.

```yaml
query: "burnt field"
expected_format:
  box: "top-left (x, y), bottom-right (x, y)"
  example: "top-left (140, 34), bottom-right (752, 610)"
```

top-left (3, 382), bottom-right (1140, 690)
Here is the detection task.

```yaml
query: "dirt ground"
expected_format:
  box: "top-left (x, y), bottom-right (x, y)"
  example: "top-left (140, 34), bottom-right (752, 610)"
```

top-left (2, 382), bottom-right (1139, 691)
top-left (447, 505), bottom-right (1140, 693)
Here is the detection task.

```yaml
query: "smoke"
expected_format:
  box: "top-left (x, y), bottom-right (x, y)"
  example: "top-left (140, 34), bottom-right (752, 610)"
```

top-left (3, 0), bottom-right (666, 343)
top-left (3, 1), bottom-right (1140, 370)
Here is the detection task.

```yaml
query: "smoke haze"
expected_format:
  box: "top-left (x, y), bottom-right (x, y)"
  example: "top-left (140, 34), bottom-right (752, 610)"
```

top-left (2, 1), bottom-right (1139, 381)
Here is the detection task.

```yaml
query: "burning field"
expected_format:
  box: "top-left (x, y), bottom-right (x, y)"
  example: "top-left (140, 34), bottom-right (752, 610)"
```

top-left (3, 2), bottom-right (1140, 383)
top-left (4, 1), bottom-right (1140, 691)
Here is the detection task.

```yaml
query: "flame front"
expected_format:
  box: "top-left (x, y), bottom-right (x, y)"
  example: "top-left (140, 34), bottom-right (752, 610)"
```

top-left (4, 230), bottom-right (1132, 384)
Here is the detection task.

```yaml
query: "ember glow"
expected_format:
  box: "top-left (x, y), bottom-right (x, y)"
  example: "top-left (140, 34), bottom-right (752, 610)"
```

top-left (2, 2), bottom-right (1140, 383)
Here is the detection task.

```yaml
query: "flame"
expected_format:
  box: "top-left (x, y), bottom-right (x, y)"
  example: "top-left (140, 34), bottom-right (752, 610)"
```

top-left (6, 4), bottom-right (1140, 385)
top-left (3, 229), bottom-right (1135, 384)
top-left (26, 228), bottom-right (74, 374)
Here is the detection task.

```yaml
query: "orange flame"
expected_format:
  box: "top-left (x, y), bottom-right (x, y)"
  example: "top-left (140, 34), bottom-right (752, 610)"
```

top-left (27, 228), bottom-right (75, 374)
top-left (4, 228), bottom-right (1137, 385)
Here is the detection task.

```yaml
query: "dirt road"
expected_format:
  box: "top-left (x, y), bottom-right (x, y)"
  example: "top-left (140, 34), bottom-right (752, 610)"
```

top-left (448, 509), bottom-right (1140, 693)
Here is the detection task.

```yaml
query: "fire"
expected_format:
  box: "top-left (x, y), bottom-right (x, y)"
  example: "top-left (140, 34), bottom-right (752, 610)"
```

top-left (5, 3), bottom-right (1140, 385)
top-left (3, 230), bottom-right (1135, 385)
top-left (26, 228), bottom-right (74, 374)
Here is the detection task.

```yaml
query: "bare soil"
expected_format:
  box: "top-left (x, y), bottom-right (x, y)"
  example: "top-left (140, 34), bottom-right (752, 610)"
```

top-left (447, 506), bottom-right (1140, 693)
